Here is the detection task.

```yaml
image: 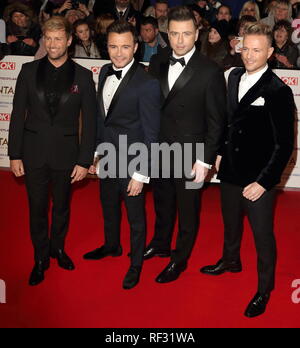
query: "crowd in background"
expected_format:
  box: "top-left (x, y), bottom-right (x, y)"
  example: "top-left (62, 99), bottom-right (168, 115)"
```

top-left (1, 0), bottom-right (300, 70)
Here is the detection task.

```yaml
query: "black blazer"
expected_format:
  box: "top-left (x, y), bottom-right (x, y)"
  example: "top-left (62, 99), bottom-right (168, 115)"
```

top-left (8, 57), bottom-right (97, 170)
top-left (96, 61), bottom-right (161, 178)
top-left (149, 48), bottom-right (227, 165)
top-left (218, 67), bottom-right (296, 191)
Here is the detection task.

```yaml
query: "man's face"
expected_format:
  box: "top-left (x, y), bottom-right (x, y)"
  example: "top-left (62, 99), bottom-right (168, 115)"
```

top-left (108, 32), bottom-right (138, 69)
top-left (275, 3), bottom-right (289, 21)
top-left (140, 24), bottom-right (158, 44)
top-left (12, 12), bottom-right (28, 28)
top-left (216, 6), bottom-right (231, 22)
top-left (44, 29), bottom-right (72, 62)
top-left (168, 20), bottom-right (198, 57)
top-left (241, 35), bottom-right (274, 74)
top-left (116, 0), bottom-right (130, 10)
top-left (155, 3), bottom-right (168, 19)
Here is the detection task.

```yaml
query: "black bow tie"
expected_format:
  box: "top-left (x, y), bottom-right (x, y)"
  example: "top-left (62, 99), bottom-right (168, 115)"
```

top-left (107, 66), bottom-right (123, 80)
top-left (169, 56), bottom-right (186, 67)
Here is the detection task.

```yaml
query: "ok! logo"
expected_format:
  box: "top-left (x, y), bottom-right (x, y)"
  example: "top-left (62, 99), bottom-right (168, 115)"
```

top-left (291, 279), bottom-right (300, 304)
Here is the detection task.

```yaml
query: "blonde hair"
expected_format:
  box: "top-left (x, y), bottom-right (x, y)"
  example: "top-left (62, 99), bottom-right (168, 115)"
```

top-left (42, 16), bottom-right (72, 38)
top-left (239, 1), bottom-right (261, 21)
top-left (95, 14), bottom-right (115, 35)
top-left (244, 23), bottom-right (273, 46)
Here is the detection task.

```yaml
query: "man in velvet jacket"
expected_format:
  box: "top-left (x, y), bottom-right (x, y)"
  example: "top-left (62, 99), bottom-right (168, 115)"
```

top-left (201, 23), bottom-right (296, 318)
top-left (147, 7), bottom-right (227, 284)
top-left (8, 17), bottom-right (97, 286)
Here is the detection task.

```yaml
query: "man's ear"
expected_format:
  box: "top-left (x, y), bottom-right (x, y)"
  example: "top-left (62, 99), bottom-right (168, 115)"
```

top-left (67, 36), bottom-right (73, 47)
top-left (134, 42), bottom-right (138, 54)
top-left (267, 46), bottom-right (274, 59)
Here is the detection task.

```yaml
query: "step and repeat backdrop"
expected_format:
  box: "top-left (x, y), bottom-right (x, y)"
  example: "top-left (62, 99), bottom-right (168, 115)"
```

top-left (0, 56), bottom-right (299, 188)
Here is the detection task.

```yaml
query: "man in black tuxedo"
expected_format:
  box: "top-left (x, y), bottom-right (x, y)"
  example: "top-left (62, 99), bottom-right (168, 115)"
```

top-left (83, 20), bottom-right (161, 290)
top-left (201, 23), bottom-right (295, 318)
top-left (147, 6), bottom-right (227, 284)
top-left (8, 16), bottom-right (97, 286)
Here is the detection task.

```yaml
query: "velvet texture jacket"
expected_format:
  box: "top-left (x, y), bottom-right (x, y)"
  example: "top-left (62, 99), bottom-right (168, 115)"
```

top-left (218, 67), bottom-right (296, 191)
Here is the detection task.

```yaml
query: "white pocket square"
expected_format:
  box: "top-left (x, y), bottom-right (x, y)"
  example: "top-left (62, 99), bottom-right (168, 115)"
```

top-left (251, 97), bottom-right (265, 106)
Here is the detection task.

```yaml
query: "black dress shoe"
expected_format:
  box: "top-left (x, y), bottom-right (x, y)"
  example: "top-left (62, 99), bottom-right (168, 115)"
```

top-left (245, 293), bottom-right (270, 318)
top-left (123, 266), bottom-right (142, 290)
top-left (144, 247), bottom-right (171, 260)
top-left (156, 262), bottom-right (187, 284)
top-left (83, 246), bottom-right (123, 260)
top-left (200, 259), bottom-right (242, 276)
top-left (51, 250), bottom-right (75, 271)
top-left (29, 259), bottom-right (50, 286)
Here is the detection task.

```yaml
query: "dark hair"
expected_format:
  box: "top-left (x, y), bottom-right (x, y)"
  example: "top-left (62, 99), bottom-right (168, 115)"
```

top-left (168, 6), bottom-right (198, 29)
top-left (273, 19), bottom-right (293, 42)
top-left (237, 15), bottom-right (257, 34)
top-left (217, 5), bottom-right (232, 16)
top-left (107, 20), bottom-right (138, 43)
top-left (140, 16), bottom-right (159, 29)
top-left (73, 19), bottom-right (90, 32)
top-left (155, 0), bottom-right (168, 6)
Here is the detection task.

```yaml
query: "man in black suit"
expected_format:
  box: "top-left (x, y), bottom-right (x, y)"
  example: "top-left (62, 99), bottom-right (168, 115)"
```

top-left (147, 6), bottom-right (227, 284)
top-left (201, 23), bottom-right (295, 318)
top-left (83, 20), bottom-right (161, 290)
top-left (8, 16), bottom-right (97, 286)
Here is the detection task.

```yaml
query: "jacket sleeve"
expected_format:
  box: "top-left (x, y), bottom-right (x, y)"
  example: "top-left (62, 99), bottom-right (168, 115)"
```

top-left (256, 85), bottom-right (296, 190)
top-left (8, 65), bottom-right (28, 160)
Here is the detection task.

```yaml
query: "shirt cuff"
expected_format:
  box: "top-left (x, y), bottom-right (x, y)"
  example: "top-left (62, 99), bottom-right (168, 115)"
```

top-left (196, 160), bottom-right (212, 170)
top-left (132, 172), bottom-right (150, 184)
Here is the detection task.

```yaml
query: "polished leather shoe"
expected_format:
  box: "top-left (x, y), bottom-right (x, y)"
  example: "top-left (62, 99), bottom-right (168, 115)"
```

top-left (29, 259), bottom-right (50, 286)
top-left (156, 262), bottom-right (187, 283)
top-left (144, 247), bottom-right (171, 260)
top-left (200, 259), bottom-right (242, 276)
top-left (51, 250), bottom-right (75, 271)
top-left (244, 293), bottom-right (270, 318)
top-left (123, 266), bottom-right (141, 290)
top-left (83, 245), bottom-right (122, 260)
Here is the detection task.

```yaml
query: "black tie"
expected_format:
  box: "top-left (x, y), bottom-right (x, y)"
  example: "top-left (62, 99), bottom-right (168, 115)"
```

top-left (169, 56), bottom-right (186, 67)
top-left (106, 66), bottom-right (122, 80)
top-left (119, 11), bottom-right (124, 18)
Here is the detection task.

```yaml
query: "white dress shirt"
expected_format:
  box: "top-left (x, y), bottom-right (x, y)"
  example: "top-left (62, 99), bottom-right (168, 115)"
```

top-left (102, 59), bottom-right (150, 184)
top-left (239, 64), bottom-right (268, 105)
top-left (168, 46), bottom-right (212, 169)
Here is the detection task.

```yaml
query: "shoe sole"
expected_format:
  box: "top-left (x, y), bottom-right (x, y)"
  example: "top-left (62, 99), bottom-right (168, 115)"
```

top-left (200, 268), bottom-right (242, 276)
top-left (84, 252), bottom-right (123, 260)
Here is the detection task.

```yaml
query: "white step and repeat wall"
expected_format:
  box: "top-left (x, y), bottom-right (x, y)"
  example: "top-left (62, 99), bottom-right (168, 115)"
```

top-left (0, 56), bottom-right (299, 188)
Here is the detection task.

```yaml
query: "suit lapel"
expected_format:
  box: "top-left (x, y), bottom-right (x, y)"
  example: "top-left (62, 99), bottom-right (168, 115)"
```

top-left (98, 65), bottom-right (110, 119)
top-left (36, 57), bottom-right (48, 114)
top-left (56, 59), bottom-right (75, 114)
top-left (105, 61), bottom-right (139, 123)
top-left (163, 51), bottom-right (198, 108)
top-left (160, 61), bottom-right (170, 99)
top-left (228, 68), bottom-right (245, 119)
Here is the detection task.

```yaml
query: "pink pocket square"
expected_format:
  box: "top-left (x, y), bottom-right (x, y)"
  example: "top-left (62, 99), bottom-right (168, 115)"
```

top-left (70, 85), bottom-right (79, 94)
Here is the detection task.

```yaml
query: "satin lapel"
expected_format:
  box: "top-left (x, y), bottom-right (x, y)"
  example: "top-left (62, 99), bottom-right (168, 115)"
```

top-left (228, 68), bottom-right (245, 120)
top-left (56, 59), bottom-right (76, 113)
top-left (36, 57), bottom-right (48, 114)
top-left (163, 52), bottom-right (197, 108)
top-left (98, 65), bottom-right (110, 119)
top-left (105, 61), bottom-right (139, 123)
top-left (160, 61), bottom-right (170, 100)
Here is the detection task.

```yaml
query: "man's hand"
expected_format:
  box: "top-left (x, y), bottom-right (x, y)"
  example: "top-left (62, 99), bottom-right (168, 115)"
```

top-left (127, 179), bottom-right (144, 197)
top-left (215, 155), bottom-right (222, 173)
top-left (58, 0), bottom-right (72, 13)
top-left (7, 35), bottom-right (18, 43)
top-left (191, 162), bottom-right (209, 183)
top-left (71, 165), bottom-right (88, 184)
top-left (79, 3), bottom-right (90, 16)
top-left (23, 38), bottom-right (36, 47)
top-left (10, 160), bottom-right (25, 177)
top-left (243, 182), bottom-right (266, 202)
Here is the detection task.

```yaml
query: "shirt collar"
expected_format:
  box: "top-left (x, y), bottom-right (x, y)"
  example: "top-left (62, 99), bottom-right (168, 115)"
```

top-left (242, 64), bottom-right (269, 83)
top-left (112, 58), bottom-right (135, 79)
top-left (172, 46), bottom-right (196, 65)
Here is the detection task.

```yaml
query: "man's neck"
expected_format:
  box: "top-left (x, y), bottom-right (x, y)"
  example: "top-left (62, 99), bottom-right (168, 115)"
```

top-left (147, 37), bottom-right (158, 48)
top-left (246, 64), bottom-right (268, 76)
top-left (47, 55), bottom-right (68, 68)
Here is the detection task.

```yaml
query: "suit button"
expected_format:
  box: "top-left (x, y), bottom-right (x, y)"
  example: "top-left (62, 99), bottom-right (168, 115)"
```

top-left (238, 130), bottom-right (243, 134)
top-left (235, 148), bottom-right (240, 152)
top-left (228, 124), bottom-right (232, 128)
top-left (225, 141), bottom-right (229, 145)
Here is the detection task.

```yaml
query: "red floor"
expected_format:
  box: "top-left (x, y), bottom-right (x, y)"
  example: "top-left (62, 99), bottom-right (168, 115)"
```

top-left (0, 170), bottom-right (299, 328)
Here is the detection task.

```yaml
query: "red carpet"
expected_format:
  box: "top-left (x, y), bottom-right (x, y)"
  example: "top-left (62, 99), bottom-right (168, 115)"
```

top-left (0, 170), bottom-right (299, 328)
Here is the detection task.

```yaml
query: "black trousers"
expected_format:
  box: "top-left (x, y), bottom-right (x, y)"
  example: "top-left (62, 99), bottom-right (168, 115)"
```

top-left (150, 177), bottom-right (201, 265)
top-left (25, 165), bottom-right (73, 262)
top-left (221, 182), bottom-right (277, 294)
top-left (100, 178), bottom-right (146, 268)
